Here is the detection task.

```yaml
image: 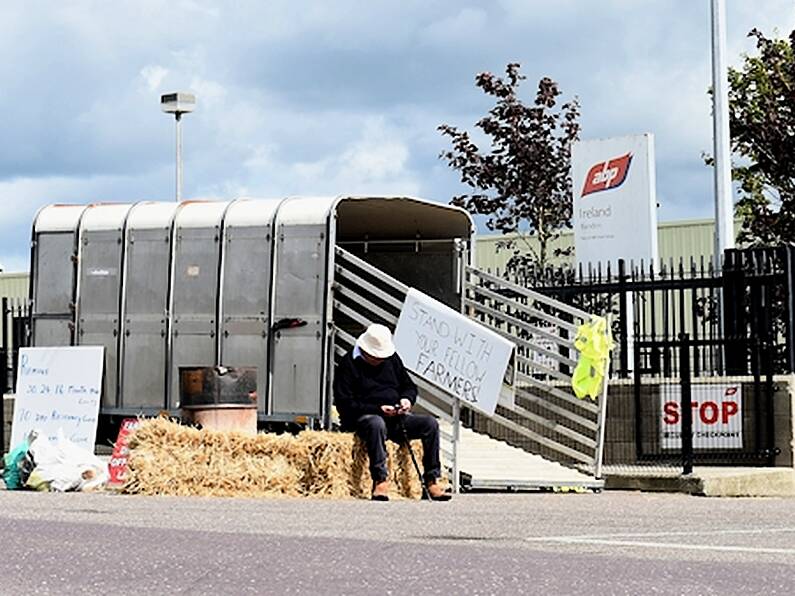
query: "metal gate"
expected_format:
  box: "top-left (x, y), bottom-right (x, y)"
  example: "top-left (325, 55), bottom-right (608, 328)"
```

top-left (634, 335), bottom-right (777, 472)
top-left (1, 297), bottom-right (30, 453)
top-left (462, 266), bottom-right (607, 474)
top-left (332, 246), bottom-right (608, 488)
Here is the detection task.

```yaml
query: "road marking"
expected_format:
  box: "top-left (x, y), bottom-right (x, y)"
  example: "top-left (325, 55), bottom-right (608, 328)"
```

top-left (526, 528), bottom-right (795, 555)
top-left (527, 527), bottom-right (795, 541)
top-left (526, 537), bottom-right (795, 555)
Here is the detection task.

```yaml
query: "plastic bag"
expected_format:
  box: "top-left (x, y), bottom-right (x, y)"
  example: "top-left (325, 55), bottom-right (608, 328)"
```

top-left (24, 469), bottom-right (51, 492)
top-left (2, 438), bottom-right (30, 490)
top-left (27, 430), bottom-right (108, 492)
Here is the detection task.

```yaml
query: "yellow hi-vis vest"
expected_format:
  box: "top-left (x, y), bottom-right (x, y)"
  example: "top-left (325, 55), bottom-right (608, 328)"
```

top-left (571, 316), bottom-right (615, 400)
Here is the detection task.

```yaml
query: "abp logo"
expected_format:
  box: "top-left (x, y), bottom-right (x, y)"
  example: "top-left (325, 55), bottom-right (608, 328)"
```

top-left (581, 153), bottom-right (632, 197)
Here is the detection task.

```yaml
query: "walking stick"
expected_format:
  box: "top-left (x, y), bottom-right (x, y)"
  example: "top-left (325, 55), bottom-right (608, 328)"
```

top-left (395, 409), bottom-right (431, 501)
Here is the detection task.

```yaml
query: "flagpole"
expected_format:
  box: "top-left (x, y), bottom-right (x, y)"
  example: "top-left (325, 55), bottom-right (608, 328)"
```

top-left (711, 0), bottom-right (734, 267)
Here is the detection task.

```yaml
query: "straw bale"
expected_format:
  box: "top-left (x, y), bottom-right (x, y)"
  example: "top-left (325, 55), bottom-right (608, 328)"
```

top-left (124, 417), bottom-right (443, 500)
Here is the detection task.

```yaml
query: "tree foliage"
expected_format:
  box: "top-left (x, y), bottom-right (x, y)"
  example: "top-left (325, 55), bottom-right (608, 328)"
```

top-left (728, 29), bottom-right (795, 245)
top-left (438, 63), bottom-right (580, 272)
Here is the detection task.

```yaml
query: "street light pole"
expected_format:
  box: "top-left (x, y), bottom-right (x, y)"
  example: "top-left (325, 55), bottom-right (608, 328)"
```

top-left (161, 92), bottom-right (196, 202)
top-left (711, 0), bottom-right (734, 266)
top-left (175, 112), bottom-right (183, 202)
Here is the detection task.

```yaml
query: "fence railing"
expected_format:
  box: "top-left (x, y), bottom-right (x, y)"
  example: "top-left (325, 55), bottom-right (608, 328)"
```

top-left (1, 297), bottom-right (29, 455)
top-left (331, 246), bottom-right (460, 484)
top-left (463, 265), bottom-right (607, 474)
top-left (498, 246), bottom-right (795, 378)
top-left (633, 335), bottom-right (776, 471)
top-left (332, 246), bottom-right (609, 485)
top-left (1, 297), bottom-right (30, 395)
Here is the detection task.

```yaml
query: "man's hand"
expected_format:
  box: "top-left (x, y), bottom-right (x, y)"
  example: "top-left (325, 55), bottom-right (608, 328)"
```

top-left (381, 404), bottom-right (398, 416)
top-left (381, 399), bottom-right (411, 416)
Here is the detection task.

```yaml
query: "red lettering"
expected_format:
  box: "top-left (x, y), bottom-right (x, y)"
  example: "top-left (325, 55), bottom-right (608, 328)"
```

top-left (700, 401), bottom-right (719, 424)
top-left (722, 401), bottom-right (738, 424)
top-left (663, 401), bottom-right (679, 425)
top-left (109, 457), bottom-right (128, 468)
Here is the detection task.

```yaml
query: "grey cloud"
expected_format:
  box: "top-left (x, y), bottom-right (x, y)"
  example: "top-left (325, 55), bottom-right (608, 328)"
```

top-left (0, 1), bottom-right (793, 271)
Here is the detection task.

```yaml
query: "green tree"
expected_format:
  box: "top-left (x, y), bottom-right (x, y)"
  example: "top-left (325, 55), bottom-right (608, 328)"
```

top-left (439, 63), bottom-right (580, 273)
top-left (727, 29), bottom-right (795, 245)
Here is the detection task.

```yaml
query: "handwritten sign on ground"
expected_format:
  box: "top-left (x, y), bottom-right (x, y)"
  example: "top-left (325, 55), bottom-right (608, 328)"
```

top-left (10, 346), bottom-right (104, 449)
top-left (394, 289), bottom-right (514, 416)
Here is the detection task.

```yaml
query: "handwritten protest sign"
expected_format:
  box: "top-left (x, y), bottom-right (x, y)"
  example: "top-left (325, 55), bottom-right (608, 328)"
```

top-left (394, 289), bottom-right (514, 416)
top-left (10, 347), bottom-right (104, 449)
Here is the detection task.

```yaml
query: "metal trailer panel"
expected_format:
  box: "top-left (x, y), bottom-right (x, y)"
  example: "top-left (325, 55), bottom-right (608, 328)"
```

top-left (119, 202), bottom-right (179, 410)
top-left (32, 319), bottom-right (72, 347)
top-left (32, 233), bottom-right (78, 320)
top-left (75, 204), bottom-right (133, 408)
top-left (219, 198), bottom-right (283, 415)
top-left (270, 196), bottom-right (337, 419)
top-left (34, 204), bottom-right (89, 232)
top-left (334, 196), bottom-right (474, 309)
top-left (169, 201), bottom-right (230, 407)
top-left (336, 195), bottom-right (473, 240)
top-left (30, 205), bottom-right (87, 347)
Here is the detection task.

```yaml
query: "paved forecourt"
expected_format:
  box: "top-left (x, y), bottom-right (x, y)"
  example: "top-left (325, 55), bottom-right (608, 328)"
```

top-left (0, 490), bottom-right (793, 594)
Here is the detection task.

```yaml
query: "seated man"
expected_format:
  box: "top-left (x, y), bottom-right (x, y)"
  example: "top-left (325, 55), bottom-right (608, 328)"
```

top-left (334, 323), bottom-right (451, 501)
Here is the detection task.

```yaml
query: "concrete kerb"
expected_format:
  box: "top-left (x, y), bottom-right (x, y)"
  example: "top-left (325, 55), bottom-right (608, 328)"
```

top-left (605, 467), bottom-right (795, 497)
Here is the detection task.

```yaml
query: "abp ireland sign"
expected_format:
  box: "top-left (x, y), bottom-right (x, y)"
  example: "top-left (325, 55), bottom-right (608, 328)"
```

top-left (572, 134), bottom-right (658, 269)
top-left (581, 152), bottom-right (632, 197)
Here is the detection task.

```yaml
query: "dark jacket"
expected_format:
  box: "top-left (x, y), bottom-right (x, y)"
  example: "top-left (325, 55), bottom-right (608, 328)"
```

top-left (333, 351), bottom-right (418, 431)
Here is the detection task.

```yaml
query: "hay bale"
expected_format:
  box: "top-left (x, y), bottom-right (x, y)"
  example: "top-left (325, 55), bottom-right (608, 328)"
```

top-left (348, 436), bottom-right (424, 499)
top-left (124, 418), bottom-right (442, 500)
top-left (125, 419), bottom-right (304, 498)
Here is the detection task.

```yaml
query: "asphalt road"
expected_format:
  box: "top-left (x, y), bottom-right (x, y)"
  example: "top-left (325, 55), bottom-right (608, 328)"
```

top-left (0, 490), bottom-right (794, 595)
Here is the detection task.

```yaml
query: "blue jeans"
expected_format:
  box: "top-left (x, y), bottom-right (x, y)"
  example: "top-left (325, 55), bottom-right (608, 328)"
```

top-left (355, 413), bottom-right (442, 484)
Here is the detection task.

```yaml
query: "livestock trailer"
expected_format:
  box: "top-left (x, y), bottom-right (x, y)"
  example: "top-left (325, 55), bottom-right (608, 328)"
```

top-left (29, 196), bottom-right (473, 427)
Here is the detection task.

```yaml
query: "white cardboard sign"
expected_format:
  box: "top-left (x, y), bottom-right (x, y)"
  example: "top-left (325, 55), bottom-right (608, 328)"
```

top-left (10, 346), bottom-right (104, 449)
top-left (393, 289), bottom-right (514, 417)
top-left (659, 384), bottom-right (743, 450)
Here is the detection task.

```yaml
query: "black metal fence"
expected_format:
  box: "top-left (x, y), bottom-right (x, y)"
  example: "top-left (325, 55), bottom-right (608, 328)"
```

top-left (1, 297), bottom-right (30, 456)
top-left (500, 245), bottom-right (793, 470)
top-left (1, 297), bottom-right (30, 395)
top-left (634, 335), bottom-right (776, 469)
top-left (503, 245), bottom-right (795, 379)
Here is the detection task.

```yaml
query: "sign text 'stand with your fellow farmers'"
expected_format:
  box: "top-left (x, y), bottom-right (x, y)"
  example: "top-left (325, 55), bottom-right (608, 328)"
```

top-left (411, 304), bottom-right (492, 403)
top-left (394, 289), bottom-right (514, 417)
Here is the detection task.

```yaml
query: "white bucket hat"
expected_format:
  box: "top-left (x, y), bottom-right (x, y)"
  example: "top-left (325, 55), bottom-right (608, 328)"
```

top-left (356, 324), bottom-right (395, 359)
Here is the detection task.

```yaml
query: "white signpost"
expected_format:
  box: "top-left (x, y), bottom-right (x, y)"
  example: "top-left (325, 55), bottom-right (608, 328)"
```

top-left (659, 384), bottom-right (743, 450)
top-left (10, 347), bottom-right (104, 449)
top-left (393, 289), bottom-right (514, 417)
top-left (572, 133), bottom-right (659, 269)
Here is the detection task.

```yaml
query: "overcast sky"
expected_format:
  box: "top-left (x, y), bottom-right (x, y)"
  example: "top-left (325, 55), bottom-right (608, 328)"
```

top-left (0, 1), bottom-right (793, 271)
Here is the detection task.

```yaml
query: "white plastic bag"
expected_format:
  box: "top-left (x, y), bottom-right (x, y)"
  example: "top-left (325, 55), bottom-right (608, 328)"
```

top-left (28, 430), bottom-right (109, 492)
